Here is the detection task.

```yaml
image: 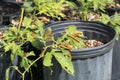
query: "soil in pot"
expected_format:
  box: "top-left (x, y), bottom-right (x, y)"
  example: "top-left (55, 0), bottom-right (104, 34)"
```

top-left (43, 21), bottom-right (116, 80)
top-left (84, 39), bottom-right (104, 48)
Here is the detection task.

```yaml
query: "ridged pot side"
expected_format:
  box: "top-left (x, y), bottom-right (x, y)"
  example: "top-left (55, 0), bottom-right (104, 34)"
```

top-left (43, 21), bottom-right (116, 80)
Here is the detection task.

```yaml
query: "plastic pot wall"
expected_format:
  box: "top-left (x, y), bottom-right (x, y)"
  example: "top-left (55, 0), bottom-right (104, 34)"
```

top-left (0, 51), bottom-right (19, 80)
top-left (112, 37), bottom-right (120, 80)
top-left (3, 0), bottom-right (23, 5)
top-left (43, 21), bottom-right (116, 80)
top-left (0, 25), bottom-right (19, 80)
top-left (105, 6), bottom-right (120, 16)
top-left (109, 14), bottom-right (120, 80)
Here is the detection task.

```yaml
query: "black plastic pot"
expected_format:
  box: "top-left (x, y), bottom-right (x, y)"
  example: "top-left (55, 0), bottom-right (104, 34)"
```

top-left (0, 25), bottom-right (19, 80)
top-left (0, 51), bottom-right (19, 80)
top-left (112, 37), bottom-right (120, 80)
top-left (110, 14), bottom-right (120, 80)
top-left (0, 2), bottom-right (21, 25)
top-left (105, 7), bottom-right (120, 16)
top-left (2, 0), bottom-right (23, 5)
top-left (43, 21), bottom-right (116, 80)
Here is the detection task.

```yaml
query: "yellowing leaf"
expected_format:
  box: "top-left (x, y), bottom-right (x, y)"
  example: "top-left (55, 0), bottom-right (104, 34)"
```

top-left (43, 52), bottom-right (53, 66)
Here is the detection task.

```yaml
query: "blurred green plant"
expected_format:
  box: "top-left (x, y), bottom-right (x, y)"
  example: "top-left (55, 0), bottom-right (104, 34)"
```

top-left (96, 12), bottom-right (120, 40)
top-left (2, 6), bottom-right (85, 80)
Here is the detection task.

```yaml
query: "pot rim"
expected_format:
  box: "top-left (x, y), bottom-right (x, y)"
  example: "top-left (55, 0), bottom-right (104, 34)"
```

top-left (45, 21), bottom-right (116, 59)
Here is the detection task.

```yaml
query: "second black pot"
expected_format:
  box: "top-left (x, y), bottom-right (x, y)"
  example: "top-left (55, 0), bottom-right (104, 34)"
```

top-left (111, 27), bottom-right (120, 79)
top-left (0, 25), bottom-right (20, 80)
top-left (43, 21), bottom-right (115, 80)
top-left (0, 2), bottom-right (21, 25)
top-left (112, 37), bottom-right (120, 80)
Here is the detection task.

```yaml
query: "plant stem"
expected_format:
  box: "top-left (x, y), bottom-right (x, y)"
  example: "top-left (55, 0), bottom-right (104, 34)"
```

top-left (30, 68), bottom-right (33, 80)
top-left (22, 56), bottom-right (42, 78)
top-left (25, 58), bottom-right (33, 80)
top-left (22, 74), bottom-right (25, 80)
top-left (18, 8), bottom-right (24, 30)
top-left (21, 48), bottom-right (47, 80)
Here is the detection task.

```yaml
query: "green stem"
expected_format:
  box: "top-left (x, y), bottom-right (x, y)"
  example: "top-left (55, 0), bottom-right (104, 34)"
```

top-left (25, 58), bottom-right (33, 80)
top-left (12, 66), bottom-right (23, 75)
top-left (22, 74), bottom-right (25, 80)
top-left (23, 56), bottom-right (42, 75)
top-left (30, 68), bottom-right (33, 80)
top-left (18, 8), bottom-right (24, 30)
top-left (21, 57), bottom-right (41, 80)
top-left (21, 47), bottom-right (47, 80)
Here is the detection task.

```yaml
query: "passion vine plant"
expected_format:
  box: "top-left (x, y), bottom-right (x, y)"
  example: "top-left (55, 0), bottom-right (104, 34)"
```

top-left (23, 0), bottom-right (67, 20)
top-left (96, 12), bottom-right (120, 40)
top-left (1, 8), bottom-right (85, 80)
top-left (23, 0), bottom-right (78, 22)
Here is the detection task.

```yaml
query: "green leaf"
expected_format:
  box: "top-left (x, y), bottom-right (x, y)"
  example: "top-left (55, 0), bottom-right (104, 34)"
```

top-left (28, 51), bottom-right (35, 57)
top-left (30, 39), bottom-right (42, 50)
top-left (34, 0), bottom-right (65, 20)
top-left (6, 67), bottom-right (10, 80)
top-left (93, 0), bottom-right (98, 11)
top-left (4, 43), bottom-right (12, 52)
top-left (23, 17), bottom-right (32, 28)
top-left (65, 1), bottom-right (78, 9)
top-left (53, 51), bottom-right (74, 75)
top-left (10, 54), bottom-right (15, 62)
top-left (61, 49), bottom-right (70, 55)
top-left (43, 52), bottom-right (53, 66)
top-left (65, 25), bottom-right (77, 34)
top-left (35, 19), bottom-right (44, 37)
top-left (20, 57), bottom-right (29, 70)
top-left (44, 27), bottom-right (52, 40)
top-left (23, 2), bottom-right (35, 12)
top-left (6, 66), bottom-right (19, 80)
top-left (96, 13), bottom-right (110, 24)
top-left (72, 38), bottom-right (85, 49)
top-left (9, 42), bottom-right (24, 57)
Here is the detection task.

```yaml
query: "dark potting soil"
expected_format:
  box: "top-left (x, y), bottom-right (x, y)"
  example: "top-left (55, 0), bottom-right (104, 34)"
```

top-left (61, 7), bottom-right (101, 21)
top-left (11, 16), bottom-right (51, 25)
top-left (61, 7), bottom-right (81, 21)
